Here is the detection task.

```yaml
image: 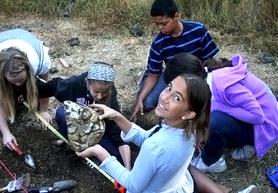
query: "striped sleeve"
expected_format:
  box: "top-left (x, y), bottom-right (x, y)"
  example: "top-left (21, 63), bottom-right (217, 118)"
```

top-left (147, 36), bottom-right (164, 74)
top-left (200, 26), bottom-right (219, 60)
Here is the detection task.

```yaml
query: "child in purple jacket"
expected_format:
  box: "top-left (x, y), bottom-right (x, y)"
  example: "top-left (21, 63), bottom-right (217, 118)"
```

top-left (164, 53), bottom-right (278, 173)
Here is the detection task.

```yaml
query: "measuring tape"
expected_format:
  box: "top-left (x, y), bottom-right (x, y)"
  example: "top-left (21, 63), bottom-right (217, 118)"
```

top-left (23, 101), bottom-right (126, 193)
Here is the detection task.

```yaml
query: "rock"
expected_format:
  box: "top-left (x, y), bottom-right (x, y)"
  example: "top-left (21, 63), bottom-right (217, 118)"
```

top-left (65, 51), bottom-right (71, 56)
top-left (129, 24), bottom-right (145, 37)
top-left (257, 53), bottom-right (276, 64)
top-left (63, 1), bottom-right (75, 18)
top-left (67, 37), bottom-right (80, 47)
top-left (49, 67), bottom-right (59, 74)
top-left (63, 12), bottom-right (70, 18)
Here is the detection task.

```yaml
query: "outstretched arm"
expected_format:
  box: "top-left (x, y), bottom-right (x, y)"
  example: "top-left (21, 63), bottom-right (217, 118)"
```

top-left (37, 73), bottom-right (50, 113)
top-left (38, 98), bottom-right (51, 122)
top-left (37, 73), bottom-right (52, 122)
top-left (0, 106), bottom-right (17, 150)
top-left (130, 73), bottom-right (159, 120)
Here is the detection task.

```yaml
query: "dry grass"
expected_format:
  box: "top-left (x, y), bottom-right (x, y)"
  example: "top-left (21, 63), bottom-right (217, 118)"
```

top-left (0, 0), bottom-right (277, 55)
top-left (0, 13), bottom-right (278, 192)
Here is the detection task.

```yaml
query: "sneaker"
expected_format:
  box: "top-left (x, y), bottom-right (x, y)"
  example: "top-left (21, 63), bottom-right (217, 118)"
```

top-left (238, 185), bottom-right (259, 193)
top-left (231, 145), bottom-right (255, 160)
top-left (191, 154), bottom-right (227, 173)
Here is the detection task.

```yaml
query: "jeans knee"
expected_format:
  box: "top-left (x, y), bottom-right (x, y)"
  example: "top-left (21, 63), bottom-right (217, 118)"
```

top-left (210, 111), bottom-right (229, 131)
top-left (143, 98), bottom-right (157, 112)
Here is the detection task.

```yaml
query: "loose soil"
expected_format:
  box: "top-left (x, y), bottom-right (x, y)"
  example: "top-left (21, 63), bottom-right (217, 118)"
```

top-left (0, 13), bottom-right (277, 193)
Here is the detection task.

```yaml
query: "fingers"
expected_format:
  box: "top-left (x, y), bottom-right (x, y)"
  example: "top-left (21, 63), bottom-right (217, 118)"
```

top-left (75, 151), bottom-right (86, 158)
top-left (12, 138), bottom-right (18, 147)
top-left (90, 103), bottom-right (105, 109)
top-left (89, 104), bottom-right (106, 116)
top-left (98, 114), bottom-right (107, 120)
top-left (92, 107), bottom-right (104, 115)
top-left (3, 136), bottom-right (18, 150)
top-left (6, 140), bottom-right (17, 151)
top-left (130, 109), bottom-right (138, 121)
top-left (98, 110), bottom-right (116, 120)
top-left (131, 116), bottom-right (137, 123)
top-left (40, 112), bottom-right (52, 122)
top-left (5, 142), bottom-right (14, 150)
top-left (39, 112), bottom-right (53, 130)
top-left (138, 106), bottom-right (144, 116)
top-left (130, 105), bottom-right (144, 121)
top-left (75, 147), bottom-right (93, 158)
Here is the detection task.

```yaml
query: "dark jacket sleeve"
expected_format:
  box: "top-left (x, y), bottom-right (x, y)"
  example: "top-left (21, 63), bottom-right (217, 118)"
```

top-left (38, 72), bottom-right (88, 102)
top-left (104, 86), bottom-right (127, 147)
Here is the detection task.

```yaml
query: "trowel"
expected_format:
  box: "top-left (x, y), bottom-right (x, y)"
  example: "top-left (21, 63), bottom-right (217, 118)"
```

top-left (11, 143), bottom-right (36, 169)
top-left (0, 173), bottom-right (30, 192)
top-left (27, 180), bottom-right (78, 193)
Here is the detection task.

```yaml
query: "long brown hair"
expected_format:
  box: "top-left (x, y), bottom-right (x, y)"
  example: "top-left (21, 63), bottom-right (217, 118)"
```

top-left (180, 73), bottom-right (211, 145)
top-left (0, 47), bottom-right (38, 122)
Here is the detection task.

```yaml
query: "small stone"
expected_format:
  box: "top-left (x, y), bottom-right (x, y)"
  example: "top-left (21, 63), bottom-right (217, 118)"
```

top-left (49, 67), bottom-right (59, 74)
top-left (257, 53), bottom-right (275, 64)
top-left (129, 24), bottom-right (145, 37)
top-left (65, 51), bottom-right (71, 56)
top-left (67, 37), bottom-right (80, 47)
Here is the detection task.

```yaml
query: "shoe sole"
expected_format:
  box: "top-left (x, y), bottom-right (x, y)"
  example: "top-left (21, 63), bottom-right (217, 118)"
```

top-left (204, 164), bottom-right (227, 173)
top-left (238, 185), bottom-right (259, 193)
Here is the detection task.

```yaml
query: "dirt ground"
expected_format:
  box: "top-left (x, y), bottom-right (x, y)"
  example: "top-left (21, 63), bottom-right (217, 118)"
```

top-left (0, 13), bottom-right (277, 193)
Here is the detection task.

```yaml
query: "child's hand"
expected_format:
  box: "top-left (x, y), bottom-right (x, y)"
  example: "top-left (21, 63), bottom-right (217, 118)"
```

top-left (76, 144), bottom-right (111, 161)
top-left (3, 132), bottom-right (17, 150)
top-left (130, 99), bottom-right (144, 122)
top-left (38, 111), bottom-right (52, 130)
top-left (89, 104), bottom-right (120, 120)
top-left (39, 111), bottom-right (52, 123)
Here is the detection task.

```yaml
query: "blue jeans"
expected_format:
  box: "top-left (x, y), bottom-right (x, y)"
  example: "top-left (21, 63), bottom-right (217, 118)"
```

top-left (139, 71), bottom-right (167, 112)
top-left (201, 111), bottom-right (254, 166)
top-left (55, 106), bottom-right (123, 164)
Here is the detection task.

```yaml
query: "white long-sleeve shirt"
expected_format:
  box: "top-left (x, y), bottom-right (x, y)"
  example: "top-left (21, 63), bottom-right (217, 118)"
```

top-left (100, 123), bottom-right (195, 193)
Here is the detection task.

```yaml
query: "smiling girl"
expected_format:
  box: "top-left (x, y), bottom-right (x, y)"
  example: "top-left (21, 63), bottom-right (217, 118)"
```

top-left (76, 74), bottom-right (211, 193)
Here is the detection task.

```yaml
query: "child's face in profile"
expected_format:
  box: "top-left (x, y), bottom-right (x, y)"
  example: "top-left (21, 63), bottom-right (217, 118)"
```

top-left (87, 81), bottom-right (112, 104)
top-left (152, 15), bottom-right (179, 36)
top-left (155, 76), bottom-right (193, 126)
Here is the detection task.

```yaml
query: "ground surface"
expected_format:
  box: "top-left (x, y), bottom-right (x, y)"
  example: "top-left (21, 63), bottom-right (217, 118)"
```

top-left (0, 13), bottom-right (277, 193)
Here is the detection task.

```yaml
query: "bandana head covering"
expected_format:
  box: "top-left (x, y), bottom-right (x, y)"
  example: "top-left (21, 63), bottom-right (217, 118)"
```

top-left (87, 62), bottom-right (115, 82)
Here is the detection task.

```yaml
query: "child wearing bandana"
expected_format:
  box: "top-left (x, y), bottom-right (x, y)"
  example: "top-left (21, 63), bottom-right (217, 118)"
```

top-left (39, 62), bottom-right (131, 169)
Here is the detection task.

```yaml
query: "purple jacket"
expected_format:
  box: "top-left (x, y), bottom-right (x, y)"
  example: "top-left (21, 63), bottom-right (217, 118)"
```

top-left (211, 54), bottom-right (278, 157)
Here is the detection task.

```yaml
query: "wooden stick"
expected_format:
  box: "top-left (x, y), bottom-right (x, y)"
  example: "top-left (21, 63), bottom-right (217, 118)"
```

top-left (59, 58), bottom-right (69, 68)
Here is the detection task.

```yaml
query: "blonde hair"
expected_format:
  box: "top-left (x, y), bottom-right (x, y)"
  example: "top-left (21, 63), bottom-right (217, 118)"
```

top-left (0, 47), bottom-right (38, 122)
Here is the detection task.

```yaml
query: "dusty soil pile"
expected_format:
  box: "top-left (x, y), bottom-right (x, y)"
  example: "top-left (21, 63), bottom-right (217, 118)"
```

top-left (0, 13), bottom-right (277, 192)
